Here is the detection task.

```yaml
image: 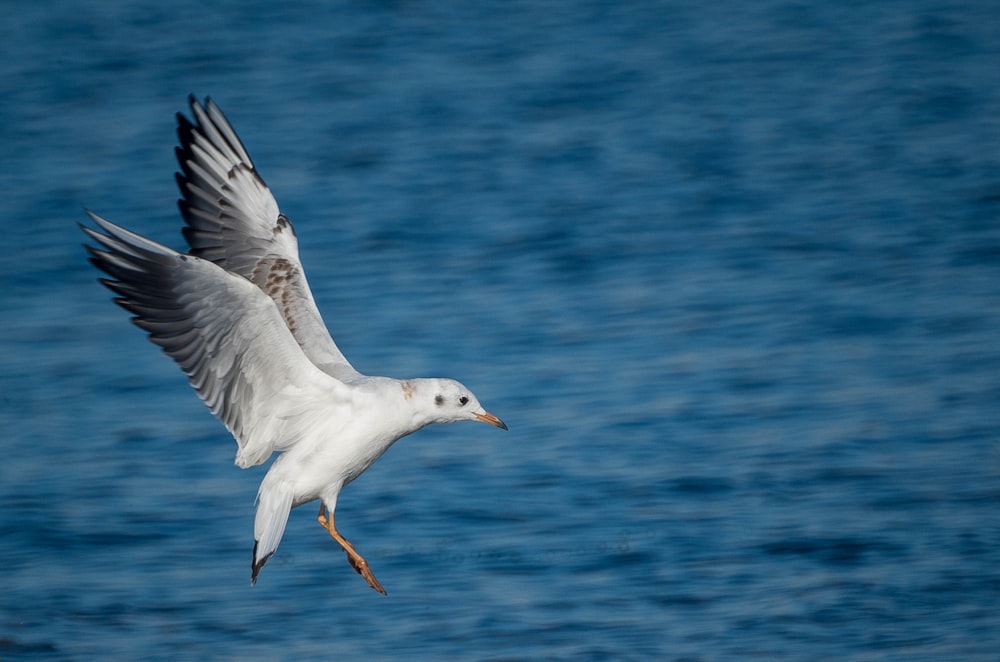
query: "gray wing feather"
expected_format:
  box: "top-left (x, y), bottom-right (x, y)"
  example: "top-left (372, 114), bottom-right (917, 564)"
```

top-left (83, 211), bottom-right (351, 468)
top-left (175, 96), bottom-right (358, 381)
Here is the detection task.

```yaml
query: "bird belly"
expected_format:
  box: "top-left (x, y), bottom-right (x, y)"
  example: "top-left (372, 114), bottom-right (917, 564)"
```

top-left (275, 414), bottom-right (407, 508)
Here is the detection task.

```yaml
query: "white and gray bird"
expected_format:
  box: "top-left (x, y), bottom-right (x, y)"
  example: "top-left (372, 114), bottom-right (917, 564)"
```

top-left (83, 96), bottom-right (506, 594)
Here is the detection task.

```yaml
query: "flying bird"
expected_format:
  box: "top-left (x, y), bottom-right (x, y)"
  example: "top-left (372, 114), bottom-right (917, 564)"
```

top-left (82, 96), bottom-right (506, 594)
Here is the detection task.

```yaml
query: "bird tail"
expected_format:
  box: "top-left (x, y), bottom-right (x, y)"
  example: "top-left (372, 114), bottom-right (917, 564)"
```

top-left (251, 477), bottom-right (294, 584)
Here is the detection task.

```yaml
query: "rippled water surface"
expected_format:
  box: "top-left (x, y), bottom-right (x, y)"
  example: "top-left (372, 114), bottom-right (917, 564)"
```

top-left (2, 1), bottom-right (999, 659)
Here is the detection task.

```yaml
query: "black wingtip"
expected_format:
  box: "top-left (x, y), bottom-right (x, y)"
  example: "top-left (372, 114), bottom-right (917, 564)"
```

top-left (251, 540), bottom-right (273, 585)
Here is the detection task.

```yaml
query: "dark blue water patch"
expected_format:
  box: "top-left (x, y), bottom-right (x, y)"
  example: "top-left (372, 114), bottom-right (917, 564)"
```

top-left (36, 525), bottom-right (175, 555)
top-left (667, 476), bottom-right (734, 496)
top-left (650, 591), bottom-right (715, 609)
top-left (952, 240), bottom-right (1000, 266)
top-left (759, 536), bottom-right (904, 566)
top-left (0, 637), bottom-right (62, 658)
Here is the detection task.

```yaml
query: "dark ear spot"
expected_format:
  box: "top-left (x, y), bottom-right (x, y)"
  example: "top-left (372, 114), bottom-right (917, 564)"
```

top-left (435, 395), bottom-right (444, 406)
top-left (459, 396), bottom-right (469, 406)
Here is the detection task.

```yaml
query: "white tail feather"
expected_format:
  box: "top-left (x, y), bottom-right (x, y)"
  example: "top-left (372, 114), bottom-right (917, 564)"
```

top-left (251, 478), bottom-right (294, 583)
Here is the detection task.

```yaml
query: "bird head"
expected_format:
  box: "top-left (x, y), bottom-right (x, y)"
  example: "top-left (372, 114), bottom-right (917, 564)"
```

top-left (420, 378), bottom-right (507, 430)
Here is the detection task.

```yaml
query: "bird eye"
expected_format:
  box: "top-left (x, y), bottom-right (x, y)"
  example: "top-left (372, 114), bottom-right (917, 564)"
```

top-left (459, 396), bottom-right (469, 406)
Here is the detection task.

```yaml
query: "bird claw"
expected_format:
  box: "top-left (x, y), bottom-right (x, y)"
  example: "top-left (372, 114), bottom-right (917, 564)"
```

top-left (347, 551), bottom-right (387, 595)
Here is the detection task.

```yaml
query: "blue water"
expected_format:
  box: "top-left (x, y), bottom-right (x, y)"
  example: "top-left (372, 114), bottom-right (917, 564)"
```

top-left (2, 1), bottom-right (999, 659)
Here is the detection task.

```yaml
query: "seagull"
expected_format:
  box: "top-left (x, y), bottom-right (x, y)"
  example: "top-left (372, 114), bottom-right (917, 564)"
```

top-left (82, 96), bottom-right (507, 594)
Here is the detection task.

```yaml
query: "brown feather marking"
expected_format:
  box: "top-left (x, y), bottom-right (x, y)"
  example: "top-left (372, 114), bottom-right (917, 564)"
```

top-left (259, 257), bottom-right (300, 335)
top-left (281, 288), bottom-right (297, 335)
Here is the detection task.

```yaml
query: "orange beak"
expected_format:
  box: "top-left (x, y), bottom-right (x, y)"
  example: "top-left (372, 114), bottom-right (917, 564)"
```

top-left (475, 411), bottom-right (508, 430)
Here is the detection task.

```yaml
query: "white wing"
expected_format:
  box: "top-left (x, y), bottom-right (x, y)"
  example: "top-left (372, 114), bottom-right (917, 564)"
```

top-left (83, 211), bottom-right (354, 468)
top-left (175, 96), bottom-right (358, 381)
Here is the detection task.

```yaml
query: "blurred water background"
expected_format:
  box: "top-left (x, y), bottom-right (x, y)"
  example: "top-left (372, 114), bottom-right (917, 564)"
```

top-left (1, 1), bottom-right (999, 659)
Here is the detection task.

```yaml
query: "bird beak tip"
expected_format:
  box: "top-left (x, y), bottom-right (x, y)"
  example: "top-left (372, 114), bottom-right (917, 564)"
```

top-left (475, 411), bottom-right (507, 430)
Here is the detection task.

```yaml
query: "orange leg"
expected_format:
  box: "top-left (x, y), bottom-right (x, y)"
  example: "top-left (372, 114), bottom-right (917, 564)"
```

top-left (317, 504), bottom-right (387, 595)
